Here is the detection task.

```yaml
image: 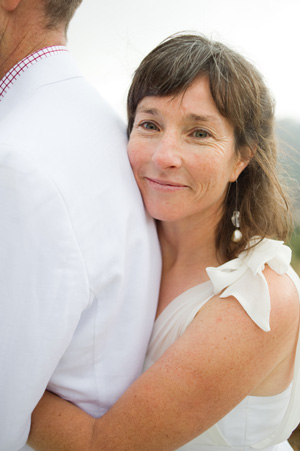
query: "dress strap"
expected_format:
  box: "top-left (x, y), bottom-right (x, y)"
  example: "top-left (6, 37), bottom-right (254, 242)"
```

top-left (206, 239), bottom-right (292, 332)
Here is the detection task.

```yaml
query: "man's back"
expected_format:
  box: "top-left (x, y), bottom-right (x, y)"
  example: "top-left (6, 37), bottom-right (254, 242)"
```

top-left (0, 50), bottom-right (161, 450)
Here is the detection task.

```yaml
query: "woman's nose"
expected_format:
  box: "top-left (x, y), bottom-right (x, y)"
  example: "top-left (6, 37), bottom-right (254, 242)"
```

top-left (152, 134), bottom-right (182, 169)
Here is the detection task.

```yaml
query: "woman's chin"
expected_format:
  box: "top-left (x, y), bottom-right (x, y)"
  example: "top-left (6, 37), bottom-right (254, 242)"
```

top-left (145, 206), bottom-right (186, 223)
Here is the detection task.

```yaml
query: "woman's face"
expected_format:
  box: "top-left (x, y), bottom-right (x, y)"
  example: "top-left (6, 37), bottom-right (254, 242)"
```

top-left (128, 77), bottom-right (247, 224)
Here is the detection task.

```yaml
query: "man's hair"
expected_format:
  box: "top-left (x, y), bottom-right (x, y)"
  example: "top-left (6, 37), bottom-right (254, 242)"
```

top-left (127, 33), bottom-right (292, 261)
top-left (42, 0), bottom-right (82, 31)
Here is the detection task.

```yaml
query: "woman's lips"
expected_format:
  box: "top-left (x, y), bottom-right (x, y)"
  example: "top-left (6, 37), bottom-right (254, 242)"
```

top-left (145, 177), bottom-right (188, 191)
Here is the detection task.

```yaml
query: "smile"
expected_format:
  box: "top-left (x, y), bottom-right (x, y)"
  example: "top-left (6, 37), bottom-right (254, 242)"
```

top-left (145, 177), bottom-right (188, 191)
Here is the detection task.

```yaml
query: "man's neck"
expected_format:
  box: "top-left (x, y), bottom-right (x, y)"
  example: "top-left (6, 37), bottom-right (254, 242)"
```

top-left (0, 31), bottom-right (66, 80)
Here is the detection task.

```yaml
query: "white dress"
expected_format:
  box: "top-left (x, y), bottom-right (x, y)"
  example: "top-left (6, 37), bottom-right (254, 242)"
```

top-left (144, 239), bottom-right (300, 450)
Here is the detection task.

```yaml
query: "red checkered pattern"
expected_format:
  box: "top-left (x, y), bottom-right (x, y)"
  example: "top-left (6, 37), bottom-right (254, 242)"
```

top-left (0, 46), bottom-right (68, 101)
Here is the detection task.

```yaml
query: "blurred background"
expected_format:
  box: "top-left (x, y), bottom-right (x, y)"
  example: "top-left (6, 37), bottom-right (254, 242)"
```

top-left (68, 0), bottom-right (300, 272)
top-left (68, 3), bottom-right (300, 446)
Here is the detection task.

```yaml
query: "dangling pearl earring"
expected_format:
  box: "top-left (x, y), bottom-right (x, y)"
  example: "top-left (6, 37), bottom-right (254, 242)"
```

top-left (231, 180), bottom-right (242, 243)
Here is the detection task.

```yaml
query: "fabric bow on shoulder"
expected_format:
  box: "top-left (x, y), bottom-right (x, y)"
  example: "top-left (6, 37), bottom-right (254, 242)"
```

top-left (206, 238), bottom-right (292, 332)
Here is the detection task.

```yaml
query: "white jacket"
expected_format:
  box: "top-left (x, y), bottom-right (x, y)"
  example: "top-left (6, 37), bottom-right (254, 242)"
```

top-left (0, 50), bottom-right (161, 450)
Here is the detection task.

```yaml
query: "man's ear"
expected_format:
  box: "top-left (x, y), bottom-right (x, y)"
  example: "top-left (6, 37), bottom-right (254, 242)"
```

top-left (1, 0), bottom-right (22, 12)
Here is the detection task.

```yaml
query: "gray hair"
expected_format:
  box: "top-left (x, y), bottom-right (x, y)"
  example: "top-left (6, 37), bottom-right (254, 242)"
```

top-left (42, 0), bottom-right (82, 31)
top-left (127, 33), bottom-right (292, 260)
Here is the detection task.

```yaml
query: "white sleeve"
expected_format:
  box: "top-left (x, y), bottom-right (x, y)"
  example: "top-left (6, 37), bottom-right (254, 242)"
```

top-left (0, 147), bottom-right (90, 450)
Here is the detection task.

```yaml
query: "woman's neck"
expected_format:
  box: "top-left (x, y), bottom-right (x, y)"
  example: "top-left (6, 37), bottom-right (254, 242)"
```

top-left (157, 212), bottom-right (223, 271)
top-left (155, 214), bottom-right (223, 317)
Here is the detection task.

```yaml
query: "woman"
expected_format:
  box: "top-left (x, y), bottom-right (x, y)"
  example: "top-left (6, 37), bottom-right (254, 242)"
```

top-left (28, 33), bottom-right (300, 451)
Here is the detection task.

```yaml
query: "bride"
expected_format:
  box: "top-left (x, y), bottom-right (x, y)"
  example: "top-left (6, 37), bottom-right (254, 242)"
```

top-left (28, 33), bottom-right (300, 451)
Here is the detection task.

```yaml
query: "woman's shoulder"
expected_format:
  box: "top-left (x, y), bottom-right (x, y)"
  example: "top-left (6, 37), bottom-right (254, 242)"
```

top-left (243, 238), bottom-right (300, 329)
top-left (263, 264), bottom-right (299, 335)
top-left (206, 238), bottom-right (299, 332)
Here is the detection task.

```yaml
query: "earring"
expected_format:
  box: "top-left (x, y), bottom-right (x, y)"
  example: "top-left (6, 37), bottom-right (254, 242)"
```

top-left (231, 180), bottom-right (242, 243)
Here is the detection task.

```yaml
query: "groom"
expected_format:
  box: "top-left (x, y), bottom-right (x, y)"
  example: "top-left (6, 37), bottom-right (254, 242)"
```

top-left (0, 1), bottom-right (161, 449)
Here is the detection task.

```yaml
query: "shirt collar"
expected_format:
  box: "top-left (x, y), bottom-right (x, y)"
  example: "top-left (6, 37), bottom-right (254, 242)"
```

top-left (0, 46), bottom-right (68, 102)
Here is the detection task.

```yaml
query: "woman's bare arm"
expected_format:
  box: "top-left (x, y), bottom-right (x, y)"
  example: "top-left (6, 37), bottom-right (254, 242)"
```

top-left (28, 391), bottom-right (95, 451)
top-left (28, 270), bottom-right (299, 451)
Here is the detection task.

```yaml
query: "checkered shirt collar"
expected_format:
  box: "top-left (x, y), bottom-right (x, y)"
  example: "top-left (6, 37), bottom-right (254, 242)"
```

top-left (0, 46), bottom-right (68, 101)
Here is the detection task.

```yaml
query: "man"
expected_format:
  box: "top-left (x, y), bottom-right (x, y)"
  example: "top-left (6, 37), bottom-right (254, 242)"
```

top-left (0, 1), bottom-right (161, 449)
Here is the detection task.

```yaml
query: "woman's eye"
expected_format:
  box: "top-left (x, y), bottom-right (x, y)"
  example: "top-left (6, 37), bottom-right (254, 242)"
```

top-left (193, 129), bottom-right (210, 138)
top-left (141, 121), bottom-right (159, 131)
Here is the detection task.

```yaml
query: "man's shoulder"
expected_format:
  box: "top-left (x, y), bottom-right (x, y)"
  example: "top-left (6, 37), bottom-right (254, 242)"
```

top-left (1, 50), bottom-right (126, 136)
top-left (0, 75), bottom-right (126, 149)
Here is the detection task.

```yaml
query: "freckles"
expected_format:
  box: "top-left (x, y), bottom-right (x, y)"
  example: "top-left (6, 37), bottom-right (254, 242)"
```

top-left (127, 154), bottom-right (142, 178)
top-left (196, 159), bottom-right (215, 175)
top-left (128, 144), bottom-right (142, 165)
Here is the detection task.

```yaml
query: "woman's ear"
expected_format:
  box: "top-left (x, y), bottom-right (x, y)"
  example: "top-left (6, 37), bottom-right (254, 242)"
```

top-left (230, 146), bottom-right (255, 182)
top-left (1, 0), bottom-right (22, 12)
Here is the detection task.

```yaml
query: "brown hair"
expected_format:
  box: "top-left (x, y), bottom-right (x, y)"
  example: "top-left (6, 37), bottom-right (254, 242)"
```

top-left (127, 33), bottom-right (292, 261)
top-left (42, 0), bottom-right (82, 31)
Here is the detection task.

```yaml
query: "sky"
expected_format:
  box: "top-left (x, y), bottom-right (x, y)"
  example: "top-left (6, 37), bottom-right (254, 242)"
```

top-left (68, 0), bottom-right (300, 122)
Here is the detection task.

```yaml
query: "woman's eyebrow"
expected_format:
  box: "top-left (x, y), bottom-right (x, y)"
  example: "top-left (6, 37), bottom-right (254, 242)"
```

top-left (136, 107), bottom-right (160, 116)
top-left (187, 113), bottom-right (217, 122)
top-left (135, 108), bottom-right (221, 125)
